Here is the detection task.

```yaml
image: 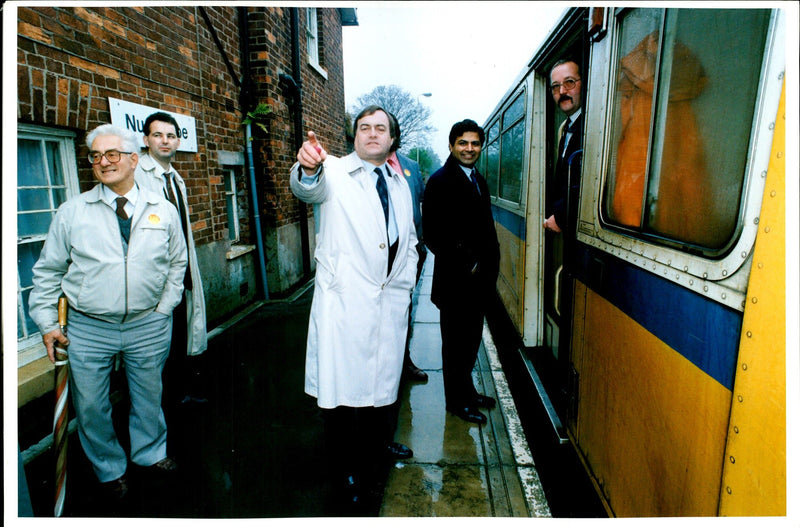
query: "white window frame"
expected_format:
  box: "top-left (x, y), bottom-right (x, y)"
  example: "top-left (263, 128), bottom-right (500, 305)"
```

top-left (17, 124), bottom-right (79, 366)
top-left (224, 168), bottom-right (240, 242)
top-left (576, 8), bottom-right (785, 312)
top-left (306, 8), bottom-right (328, 79)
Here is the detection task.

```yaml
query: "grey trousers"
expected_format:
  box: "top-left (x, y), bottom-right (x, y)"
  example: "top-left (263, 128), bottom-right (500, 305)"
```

top-left (67, 309), bottom-right (172, 482)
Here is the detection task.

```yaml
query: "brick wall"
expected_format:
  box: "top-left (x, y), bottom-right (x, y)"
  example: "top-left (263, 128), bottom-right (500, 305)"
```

top-left (17, 5), bottom-right (245, 247)
top-left (246, 7), bottom-right (349, 231)
top-left (17, 5), bottom-right (349, 297)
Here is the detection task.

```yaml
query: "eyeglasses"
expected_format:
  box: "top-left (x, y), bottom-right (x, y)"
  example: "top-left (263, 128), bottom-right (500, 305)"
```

top-left (88, 150), bottom-right (133, 164)
top-left (550, 78), bottom-right (580, 93)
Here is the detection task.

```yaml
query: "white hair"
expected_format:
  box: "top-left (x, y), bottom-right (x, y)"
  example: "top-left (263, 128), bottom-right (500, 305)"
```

top-left (86, 124), bottom-right (138, 152)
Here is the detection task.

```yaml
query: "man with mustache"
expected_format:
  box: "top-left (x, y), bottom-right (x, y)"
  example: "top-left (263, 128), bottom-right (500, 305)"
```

top-left (544, 59), bottom-right (584, 234)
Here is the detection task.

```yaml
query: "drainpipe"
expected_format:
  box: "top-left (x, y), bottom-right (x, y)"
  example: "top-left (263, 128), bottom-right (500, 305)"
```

top-left (281, 7), bottom-right (312, 278)
top-left (238, 7), bottom-right (270, 299)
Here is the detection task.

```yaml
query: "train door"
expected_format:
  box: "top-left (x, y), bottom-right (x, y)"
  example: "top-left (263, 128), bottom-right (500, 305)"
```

top-left (535, 37), bottom-right (589, 423)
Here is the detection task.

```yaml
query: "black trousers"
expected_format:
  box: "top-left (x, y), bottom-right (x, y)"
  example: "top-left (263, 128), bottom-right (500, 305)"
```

top-left (439, 298), bottom-right (485, 408)
top-left (321, 405), bottom-right (393, 487)
top-left (162, 294), bottom-right (189, 408)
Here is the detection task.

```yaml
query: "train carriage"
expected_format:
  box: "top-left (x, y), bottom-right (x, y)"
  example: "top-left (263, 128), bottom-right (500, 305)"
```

top-left (480, 6), bottom-right (786, 516)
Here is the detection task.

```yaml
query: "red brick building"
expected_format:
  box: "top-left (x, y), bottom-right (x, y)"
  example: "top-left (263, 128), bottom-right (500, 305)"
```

top-left (15, 5), bottom-right (357, 404)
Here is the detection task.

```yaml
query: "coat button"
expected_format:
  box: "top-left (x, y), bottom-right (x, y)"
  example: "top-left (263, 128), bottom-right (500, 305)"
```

top-left (380, 243), bottom-right (386, 249)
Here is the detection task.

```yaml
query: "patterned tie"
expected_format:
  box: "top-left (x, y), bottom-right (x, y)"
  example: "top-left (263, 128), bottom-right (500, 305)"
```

top-left (375, 166), bottom-right (389, 227)
top-left (115, 197), bottom-right (128, 220)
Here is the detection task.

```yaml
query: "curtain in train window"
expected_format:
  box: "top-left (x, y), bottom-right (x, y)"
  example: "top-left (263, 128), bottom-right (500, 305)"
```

top-left (498, 93), bottom-right (526, 204)
top-left (485, 121), bottom-right (500, 198)
top-left (603, 8), bottom-right (770, 251)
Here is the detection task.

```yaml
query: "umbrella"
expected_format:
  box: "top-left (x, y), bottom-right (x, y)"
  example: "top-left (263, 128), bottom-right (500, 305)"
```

top-left (53, 296), bottom-right (69, 517)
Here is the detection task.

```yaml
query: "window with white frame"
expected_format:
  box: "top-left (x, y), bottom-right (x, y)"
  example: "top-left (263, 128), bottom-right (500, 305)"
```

top-left (306, 8), bottom-right (327, 78)
top-left (601, 8), bottom-right (771, 254)
top-left (17, 125), bottom-right (79, 364)
top-left (224, 168), bottom-right (240, 242)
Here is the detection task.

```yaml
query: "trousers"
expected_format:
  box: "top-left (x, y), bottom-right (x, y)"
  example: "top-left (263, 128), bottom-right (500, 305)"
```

top-left (439, 298), bottom-right (485, 407)
top-left (321, 405), bottom-right (393, 487)
top-left (67, 309), bottom-right (172, 482)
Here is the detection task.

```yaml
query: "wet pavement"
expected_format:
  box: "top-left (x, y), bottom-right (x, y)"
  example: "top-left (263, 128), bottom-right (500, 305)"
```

top-left (381, 257), bottom-right (549, 517)
top-left (19, 256), bottom-right (550, 518)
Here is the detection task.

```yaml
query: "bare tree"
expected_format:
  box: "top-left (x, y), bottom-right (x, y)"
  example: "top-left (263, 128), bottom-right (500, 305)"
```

top-left (352, 85), bottom-right (435, 154)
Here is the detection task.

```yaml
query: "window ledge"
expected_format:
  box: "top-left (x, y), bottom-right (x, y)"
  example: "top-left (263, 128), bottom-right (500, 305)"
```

top-left (226, 244), bottom-right (256, 260)
top-left (308, 60), bottom-right (328, 80)
top-left (18, 356), bottom-right (55, 407)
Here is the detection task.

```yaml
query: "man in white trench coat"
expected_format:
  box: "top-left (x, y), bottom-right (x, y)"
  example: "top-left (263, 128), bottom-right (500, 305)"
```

top-left (290, 105), bottom-right (418, 515)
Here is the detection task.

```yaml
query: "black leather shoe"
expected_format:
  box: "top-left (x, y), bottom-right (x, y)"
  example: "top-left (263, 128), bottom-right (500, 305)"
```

top-left (403, 362), bottom-right (428, 383)
top-left (473, 394), bottom-right (496, 409)
top-left (387, 441), bottom-right (413, 459)
top-left (152, 457), bottom-right (178, 472)
top-left (446, 405), bottom-right (487, 424)
top-left (337, 475), bottom-right (369, 516)
top-left (101, 476), bottom-right (129, 500)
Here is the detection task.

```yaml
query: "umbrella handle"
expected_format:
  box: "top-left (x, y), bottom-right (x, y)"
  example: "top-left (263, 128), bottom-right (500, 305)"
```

top-left (57, 296), bottom-right (68, 330)
top-left (54, 297), bottom-right (68, 364)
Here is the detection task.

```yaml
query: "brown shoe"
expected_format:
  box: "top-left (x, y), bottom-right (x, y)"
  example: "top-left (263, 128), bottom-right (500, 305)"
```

top-left (152, 457), bottom-right (178, 472)
top-left (101, 476), bottom-right (129, 500)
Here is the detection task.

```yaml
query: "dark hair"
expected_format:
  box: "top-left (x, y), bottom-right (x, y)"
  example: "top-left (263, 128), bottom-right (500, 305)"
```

top-left (550, 59), bottom-right (581, 80)
top-left (386, 111), bottom-right (402, 152)
top-left (448, 119), bottom-right (485, 146)
top-left (143, 111), bottom-right (180, 136)
top-left (354, 105), bottom-right (397, 141)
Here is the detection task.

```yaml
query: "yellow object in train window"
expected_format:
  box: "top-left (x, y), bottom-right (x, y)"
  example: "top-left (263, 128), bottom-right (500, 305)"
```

top-left (602, 8), bottom-right (771, 253)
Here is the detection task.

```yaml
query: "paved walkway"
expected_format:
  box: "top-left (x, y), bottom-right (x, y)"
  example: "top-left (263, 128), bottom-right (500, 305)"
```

top-left (19, 254), bottom-right (551, 518)
top-left (380, 255), bottom-right (551, 517)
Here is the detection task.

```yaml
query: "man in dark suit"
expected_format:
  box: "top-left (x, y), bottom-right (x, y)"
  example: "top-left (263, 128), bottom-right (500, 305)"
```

top-left (544, 58), bottom-right (584, 235)
top-left (386, 113), bottom-right (428, 384)
top-left (422, 119), bottom-right (500, 425)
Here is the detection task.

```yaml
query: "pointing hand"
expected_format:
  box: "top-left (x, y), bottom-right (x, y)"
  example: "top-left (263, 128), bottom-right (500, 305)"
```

top-left (297, 131), bottom-right (327, 175)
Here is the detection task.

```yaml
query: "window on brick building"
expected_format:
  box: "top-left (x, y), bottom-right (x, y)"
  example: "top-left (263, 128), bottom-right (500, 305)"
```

top-left (17, 124), bottom-right (79, 365)
top-left (224, 168), bottom-right (240, 242)
top-left (306, 8), bottom-right (328, 79)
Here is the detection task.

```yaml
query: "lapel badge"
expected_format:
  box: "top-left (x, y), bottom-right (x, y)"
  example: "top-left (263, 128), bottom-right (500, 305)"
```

top-left (148, 214), bottom-right (161, 224)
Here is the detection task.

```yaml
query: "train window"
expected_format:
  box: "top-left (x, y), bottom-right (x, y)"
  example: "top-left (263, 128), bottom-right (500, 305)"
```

top-left (498, 93), bottom-right (526, 204)
top-left (602, 8), bottom-right (771, 253)
top-left (485, 121), bottom-right (500, 198)
top-left (503, 93), bottom-right (525, 127)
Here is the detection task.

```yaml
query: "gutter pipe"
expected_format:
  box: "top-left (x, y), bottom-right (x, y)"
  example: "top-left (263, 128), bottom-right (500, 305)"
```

top-left (237, 7), bottom-right (270, 299)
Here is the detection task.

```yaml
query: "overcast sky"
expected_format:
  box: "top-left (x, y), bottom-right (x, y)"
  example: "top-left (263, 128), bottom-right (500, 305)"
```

top-left (342, 2), bottom-right (566, 163)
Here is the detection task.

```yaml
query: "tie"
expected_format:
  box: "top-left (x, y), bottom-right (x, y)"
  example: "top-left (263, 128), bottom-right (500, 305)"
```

top-left (470, 169), bottom-right (481, 195)
top-left (375, 167), bottom-right (389, 227)
top-left (163, 172), bottom-right (193, 290)
top-left (163, 173), bottom-right (178, 208)
top-left (559, 119), bottom-right (571, 158)
top-left (115, 197), bottom-right (128, 220)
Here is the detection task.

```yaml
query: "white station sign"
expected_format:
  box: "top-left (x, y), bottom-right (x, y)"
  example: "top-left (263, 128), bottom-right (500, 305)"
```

top-left (108, 97), bottom-right (198, 153)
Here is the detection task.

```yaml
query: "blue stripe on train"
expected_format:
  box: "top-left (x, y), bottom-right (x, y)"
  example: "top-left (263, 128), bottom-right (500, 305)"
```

top-left (492, 205), bottom-right (526, 240)
top-left (574, 243), bottom-right (741, 391)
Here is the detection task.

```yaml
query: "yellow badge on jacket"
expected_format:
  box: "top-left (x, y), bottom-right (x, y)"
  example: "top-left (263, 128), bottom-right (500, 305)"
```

top-left (404, 169), bottom-right (411, 177)
top-left (148, 214), bottom-right (161, 224)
